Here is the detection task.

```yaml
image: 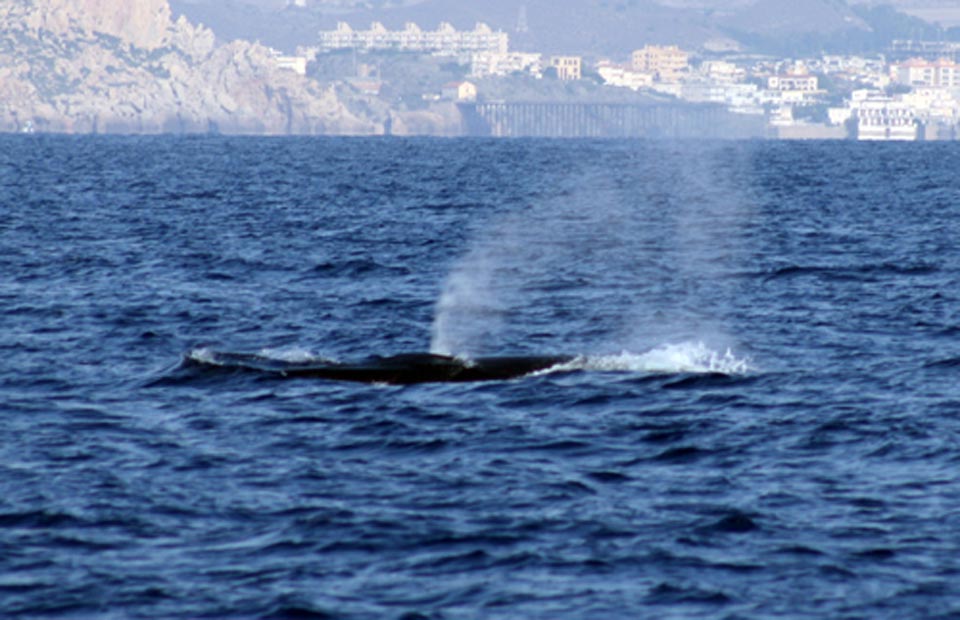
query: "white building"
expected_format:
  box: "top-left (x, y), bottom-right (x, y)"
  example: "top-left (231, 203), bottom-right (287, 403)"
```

top-left (768, 74), bottom-right (819, 92)
top-left (267, 47), bottom-right (309, 75)
top-left (813, 55), bottom-right (890, 89)
top-left (761, 70), bottom-right (822, 109)
top-left (902, 87), bottom-right (960, 119)
top-left (700, 60), bottom-right (745, 85)
top-left (597, 62), bottom-right (653, 90)
top-left (680, 81), bottom-right (762, 114)
top-left (275, 56), bottom-right (308, 75)
top-left (318, 21), bottom-right (509, 56)
top-left (850, 91), bottom-right (918, 141)
top-left (891, 58), bottom-right (960, 88)
top-left (471, 52), bottom-right (542, 78)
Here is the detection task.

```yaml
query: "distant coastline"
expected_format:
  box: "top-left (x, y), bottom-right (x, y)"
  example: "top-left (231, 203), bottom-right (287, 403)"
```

top-left (3, 0), bottom-right (960, 140)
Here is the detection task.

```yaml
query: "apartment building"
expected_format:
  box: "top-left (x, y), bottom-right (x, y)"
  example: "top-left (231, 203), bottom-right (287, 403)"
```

top-left (891, 58), bottom-right (960, 88)
top-left (550, 56), bottom-right (582, 81)
top-left (767, 74), bottom-right (819, 92)
top-left (631, 45), bottom-right (689, 81)
top-left (318, 21), bottom-right (508, 56)
top-left (471, 52), bottom-right (542, 78)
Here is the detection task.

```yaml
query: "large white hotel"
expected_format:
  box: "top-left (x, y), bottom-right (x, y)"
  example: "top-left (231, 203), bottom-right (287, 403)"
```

top-left (318, 21), bottom-right (509, 56)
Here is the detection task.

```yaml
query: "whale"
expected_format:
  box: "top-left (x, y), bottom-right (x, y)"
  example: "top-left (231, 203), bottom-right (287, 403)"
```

top-left (185, 351), bottom-right (575, 385)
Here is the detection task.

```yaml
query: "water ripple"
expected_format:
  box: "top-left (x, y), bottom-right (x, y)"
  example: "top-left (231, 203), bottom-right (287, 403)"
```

top-left (3, 136), bottom-right (960, 618)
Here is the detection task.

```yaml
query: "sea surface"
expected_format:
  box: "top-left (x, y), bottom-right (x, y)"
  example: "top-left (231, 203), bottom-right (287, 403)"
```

top-left (3, 134), bottom-right (960, 619)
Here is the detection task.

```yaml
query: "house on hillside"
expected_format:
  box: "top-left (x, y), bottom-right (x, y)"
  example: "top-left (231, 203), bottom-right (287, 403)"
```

top-left (441, 81), bottom-right (478, 102)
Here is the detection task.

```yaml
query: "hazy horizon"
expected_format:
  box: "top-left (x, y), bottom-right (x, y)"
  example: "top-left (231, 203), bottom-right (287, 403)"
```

top-left (166, 0), bottom-right (960, 58)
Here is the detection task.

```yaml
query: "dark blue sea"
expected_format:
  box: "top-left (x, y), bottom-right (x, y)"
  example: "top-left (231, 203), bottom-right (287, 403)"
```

top-left (3, 134), bottom-right (960, 619)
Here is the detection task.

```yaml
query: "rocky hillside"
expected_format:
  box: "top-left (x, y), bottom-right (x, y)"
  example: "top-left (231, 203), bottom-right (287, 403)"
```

top-left (0, 0), bottom-right (381, 134)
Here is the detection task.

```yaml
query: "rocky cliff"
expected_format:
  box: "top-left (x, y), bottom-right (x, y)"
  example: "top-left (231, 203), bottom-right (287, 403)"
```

top-left (0, 0), bottom-right (382, 134)
top-left (10, 0), bottom-right (173, 49)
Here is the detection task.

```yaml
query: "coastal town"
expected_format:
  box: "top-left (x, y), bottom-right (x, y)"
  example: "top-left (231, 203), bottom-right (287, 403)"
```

top-left (281, 19), bottom-right (960, 140)
top-left (3, 0), bottom-right (960, 138)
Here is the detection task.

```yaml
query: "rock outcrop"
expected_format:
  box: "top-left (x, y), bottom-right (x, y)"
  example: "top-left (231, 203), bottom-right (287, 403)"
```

top-left (12, 0), bottom-right (173, 49)
top-left (0, 0), bottom-right (381, 134)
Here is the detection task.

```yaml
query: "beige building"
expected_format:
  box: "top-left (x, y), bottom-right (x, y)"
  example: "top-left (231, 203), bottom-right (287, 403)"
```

top-left (441, 81), bottom-right (477, 102)
top-left (631, 45), bottom-right (689, 81)
top-left (891, 58), bottom-right (960, 88)
top-left (550, 56), bottom-right (582, 81)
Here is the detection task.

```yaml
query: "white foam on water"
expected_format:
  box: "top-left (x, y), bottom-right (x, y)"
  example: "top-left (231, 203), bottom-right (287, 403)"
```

top-left (185, 347), bottom-right (337, 366)
top-left (544, 341), bottom-right (754, 377)
top-left (256, 346), bottom-right (328, 363)
top-left (186, 347), bottom-right (219, 365)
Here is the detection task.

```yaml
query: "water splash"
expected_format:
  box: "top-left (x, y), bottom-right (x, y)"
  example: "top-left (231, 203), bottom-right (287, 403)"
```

top-left (186, 347), bottom-right (219, 365)
top-left (429, 244), bottom-right (504, 356)
top-left (428, 143), bottom-right (754, 360)
top-left (545, 342), bottom-right (754, 376)
top-left (185, 347), bottom-right (336, 366)
top-left (255, 346), bottom-right (328, 363)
